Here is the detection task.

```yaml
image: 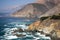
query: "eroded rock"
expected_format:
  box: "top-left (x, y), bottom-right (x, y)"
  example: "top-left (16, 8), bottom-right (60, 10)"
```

top-left (27, 15), bottom-right (60, 39)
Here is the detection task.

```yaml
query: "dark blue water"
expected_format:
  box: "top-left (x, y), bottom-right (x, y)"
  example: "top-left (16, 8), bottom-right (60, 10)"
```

top-left (0, 17), bottom-right (51, 40)
top-left (0, 17), bottom-right (35, 35)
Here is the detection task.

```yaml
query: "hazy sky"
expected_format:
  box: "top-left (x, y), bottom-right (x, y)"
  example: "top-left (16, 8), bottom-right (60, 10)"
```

top-left (0, 0), bottom-right (36, 13)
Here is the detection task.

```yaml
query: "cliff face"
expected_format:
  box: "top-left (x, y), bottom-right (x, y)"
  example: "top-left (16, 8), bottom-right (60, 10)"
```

top-left (11, 3), bottom-right (48, 18)
top-left (40, 4), bottom-right (60, 17)
top-left (27, 14), bottom-right (60, 38)
top-left (11, 0), bottom-right (60, 18)
top-left (11, 5), bottom-right (34, 18)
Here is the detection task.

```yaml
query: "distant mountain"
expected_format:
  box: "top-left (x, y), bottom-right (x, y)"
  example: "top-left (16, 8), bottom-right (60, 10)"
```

top-left (39, 4), bottom-right (60, 17)
top-left (11, 0), bottom-right (60, 18)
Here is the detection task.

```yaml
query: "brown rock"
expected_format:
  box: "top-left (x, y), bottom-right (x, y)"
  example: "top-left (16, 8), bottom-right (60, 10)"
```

top-left (27, 20), bottom-right (41, 31)
top-left (27, 15), bottom-right (60, 39)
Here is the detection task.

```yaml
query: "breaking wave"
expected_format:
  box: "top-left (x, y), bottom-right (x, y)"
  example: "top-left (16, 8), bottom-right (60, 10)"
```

top-left (2, 27), bottom-right (51, 40)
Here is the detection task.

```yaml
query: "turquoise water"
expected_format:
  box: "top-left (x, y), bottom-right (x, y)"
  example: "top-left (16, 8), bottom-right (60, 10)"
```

top-left (0, 17), bottom-right (51, 40)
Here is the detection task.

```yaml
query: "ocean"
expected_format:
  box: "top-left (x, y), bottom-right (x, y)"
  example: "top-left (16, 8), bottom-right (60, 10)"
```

top-left (0, 17), bottom-right (51, 40)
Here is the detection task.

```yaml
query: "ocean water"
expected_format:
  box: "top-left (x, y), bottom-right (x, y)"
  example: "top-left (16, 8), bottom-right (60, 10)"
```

top-left (0, 17), bottom-right (51, 40)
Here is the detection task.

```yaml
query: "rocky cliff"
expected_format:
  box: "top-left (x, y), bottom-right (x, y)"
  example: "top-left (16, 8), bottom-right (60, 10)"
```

top-left (27, 14), bottom-right (60, 40)
top-left (11, 0), bottom-right (60, 18)
top-left (11, 3), bottom-right (49, 18)
top-left (40, 4), bottom-right (60, 17)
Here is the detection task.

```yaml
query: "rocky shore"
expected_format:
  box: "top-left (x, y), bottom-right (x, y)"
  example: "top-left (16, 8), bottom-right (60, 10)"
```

top-left (9, 14), bottom-right (60, 40)
top-left (27, 14), bottom-right (60, 40)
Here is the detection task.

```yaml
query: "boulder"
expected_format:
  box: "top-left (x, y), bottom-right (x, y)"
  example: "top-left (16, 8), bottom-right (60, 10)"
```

top-left (13, 28), bottom-right (24, 33)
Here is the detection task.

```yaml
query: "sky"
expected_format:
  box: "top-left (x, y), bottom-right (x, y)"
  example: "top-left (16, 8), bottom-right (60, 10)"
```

top-left (0, 0), bottom-right (36, 13)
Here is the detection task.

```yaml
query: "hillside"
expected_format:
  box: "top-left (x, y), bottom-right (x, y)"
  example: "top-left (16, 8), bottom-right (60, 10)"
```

top-left (40, 4), bottom-right (60, 17)
top-left (11, 0), bottom-right (60, 18)
top-left (27, 14), bottom-right (60, 40)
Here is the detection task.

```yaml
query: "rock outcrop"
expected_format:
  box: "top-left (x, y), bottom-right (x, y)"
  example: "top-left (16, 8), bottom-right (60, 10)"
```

top-left (27, 14), bottom-right (60, 39)
top-left (27, 21), bottom-right (41, 31)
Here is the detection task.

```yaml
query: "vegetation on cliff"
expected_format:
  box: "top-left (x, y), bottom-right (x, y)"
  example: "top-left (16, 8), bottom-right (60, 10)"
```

top-left (27, 14), bottom-right (60, 40)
